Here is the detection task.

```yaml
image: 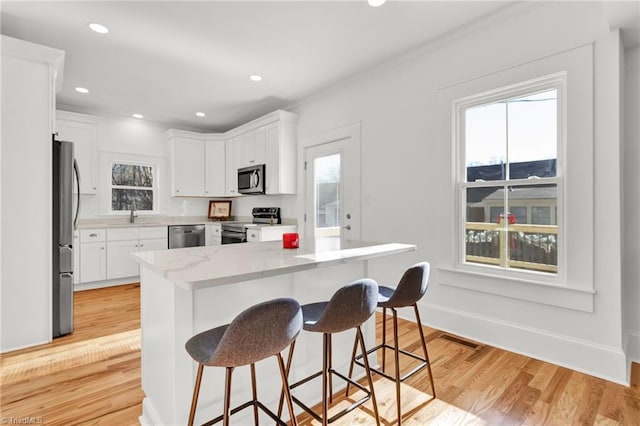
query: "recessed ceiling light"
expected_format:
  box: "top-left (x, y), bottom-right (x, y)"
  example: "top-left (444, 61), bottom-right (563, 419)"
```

top-left (368, 0), bottom-right (386, 7)
top-left (75, 87), bottom-right (90, 94)
top-left (88, 23), bottom-right (109, 34)
top-left (195, 112), bottom-right (206, 117)
top-left (249, 74), bottom-right (263, 82)
top-left (132, 113), bottom-right (144, 119)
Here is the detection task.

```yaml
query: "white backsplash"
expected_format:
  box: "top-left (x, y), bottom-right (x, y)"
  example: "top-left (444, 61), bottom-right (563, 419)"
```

top-left (78, 192), bottom-right (298, 221)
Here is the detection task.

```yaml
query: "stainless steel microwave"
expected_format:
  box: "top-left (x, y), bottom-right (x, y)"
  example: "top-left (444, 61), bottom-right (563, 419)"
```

top-left (238, 164), bottom-right (265, 194)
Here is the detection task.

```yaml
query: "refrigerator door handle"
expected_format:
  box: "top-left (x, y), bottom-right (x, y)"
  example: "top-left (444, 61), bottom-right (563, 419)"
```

top-left (73, 159), bottom-right (81, 230)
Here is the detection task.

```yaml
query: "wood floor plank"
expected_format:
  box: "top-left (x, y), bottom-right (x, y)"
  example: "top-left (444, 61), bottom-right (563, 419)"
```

top-left (1, 283), bottom-right (637, 426)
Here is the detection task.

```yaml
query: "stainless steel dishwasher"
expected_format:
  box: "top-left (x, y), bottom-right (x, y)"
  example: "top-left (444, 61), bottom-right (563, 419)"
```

top-left (168, 225), bottom-right (205, 249)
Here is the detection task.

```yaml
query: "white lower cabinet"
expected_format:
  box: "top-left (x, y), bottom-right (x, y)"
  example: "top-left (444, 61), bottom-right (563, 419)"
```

top-left (78, 226), bottom-right (167, 285)
top-left (206, 223), bottom-right (222, 246)
top-left (247, 225), bottom-right (297, 243)
top-left (106, 240), bottom-right (140, 279)
top-left (139, 238), bottom-right (168, 251)
top-left (80, 241), bottom-right (107, 283)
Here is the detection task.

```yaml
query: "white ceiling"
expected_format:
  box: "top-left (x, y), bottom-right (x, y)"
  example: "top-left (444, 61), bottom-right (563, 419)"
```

top-left (2, 1), bottom-right (528, 131)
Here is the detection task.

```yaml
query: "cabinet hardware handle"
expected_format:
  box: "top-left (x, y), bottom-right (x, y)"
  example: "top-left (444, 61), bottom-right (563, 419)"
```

top-left (90, 233), bottom-right (98, 237)
top-left (101, 247), bottom-right (105, 250)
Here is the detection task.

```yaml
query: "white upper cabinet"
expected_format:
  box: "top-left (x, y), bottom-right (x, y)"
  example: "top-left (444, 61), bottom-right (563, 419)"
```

top-left (205, 140), bottom-right (226, 196)
top-left (265, 115), bottom-right (297, 195)
top-left (240, 127), bottom-right (266, 168)
top-left (168, 110), bottom-right (298, 197)
top-left (56, 111), bottom-right (99, 194)
top-left (225, 137), bottom-right (242, 196)
top-left (170, 135), bottom-right (205, 197)
top-left (168, 130), bottom-right (227, 197)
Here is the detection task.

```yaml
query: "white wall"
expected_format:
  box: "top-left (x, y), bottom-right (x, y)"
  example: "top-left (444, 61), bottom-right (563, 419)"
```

top-left (623, 45), bottom-right (640, 361)
top-left (290, 2), bottom-right (630, 383)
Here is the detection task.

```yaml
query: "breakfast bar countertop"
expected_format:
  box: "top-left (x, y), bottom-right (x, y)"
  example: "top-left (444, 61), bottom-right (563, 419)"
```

top-left (131, 238), bottom-right (416, 291)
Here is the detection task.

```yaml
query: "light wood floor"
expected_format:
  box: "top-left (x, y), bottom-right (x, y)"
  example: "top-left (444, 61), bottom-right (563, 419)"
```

top-left (1, 284), bottom-right (639, 425)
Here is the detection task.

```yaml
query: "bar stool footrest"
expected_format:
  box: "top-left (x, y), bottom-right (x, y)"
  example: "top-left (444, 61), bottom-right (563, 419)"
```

top-left (290, 369), bottom-right (373, 424)
top-left (353, 343), bottom-right (429, 383)
top-left (201, 399), bottom-right (289, 426)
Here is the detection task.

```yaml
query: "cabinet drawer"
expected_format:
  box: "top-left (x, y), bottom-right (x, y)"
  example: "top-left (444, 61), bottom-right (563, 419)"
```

top-left (107, 227), bottom-right (139, 241)
top-left (80, 229), bottom-right (106, 242)
top-left (247, 229), bottom-right (261, 243)
top-left (139, 226), bottom-right (167, 239)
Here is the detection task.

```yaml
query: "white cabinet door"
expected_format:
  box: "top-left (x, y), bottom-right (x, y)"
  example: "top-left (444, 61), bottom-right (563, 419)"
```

top-left (246, 228), bottom-right (261, 243)
top-left (241, 127), bottom-right (266, 167)
top-left (106, 240), bottom-right (139, 279)
top-left (206, 224), bottom-right (222, 246)
top-left (172, 137), bottom-right (205, 196)
top-left (265, 118), bottom-right (296, 195)
top-left (80, 242), bottom-right (106, 282)
top-left (225, 138), bottom-right (241, 196)
top-left (138, 238), bottom-right (167, 251)
top-left (205, 140), bottom-right (226, 196)
top-left (56, 112), bottom-right (99, 194)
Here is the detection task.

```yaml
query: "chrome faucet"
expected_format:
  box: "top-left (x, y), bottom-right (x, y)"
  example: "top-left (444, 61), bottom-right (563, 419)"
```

top-left (130, 200), bottom-right (137, 223)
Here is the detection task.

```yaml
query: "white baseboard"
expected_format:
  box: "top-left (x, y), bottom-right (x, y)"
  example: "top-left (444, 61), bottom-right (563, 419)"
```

top-left (412, 301), bottom-right (628, 385)
top-left (627, 330), bottom-right (640, 377)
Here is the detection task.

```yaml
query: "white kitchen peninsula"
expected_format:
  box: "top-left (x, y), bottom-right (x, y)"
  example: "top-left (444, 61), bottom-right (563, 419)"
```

top-left (132, 238), bottom-right (415, 426)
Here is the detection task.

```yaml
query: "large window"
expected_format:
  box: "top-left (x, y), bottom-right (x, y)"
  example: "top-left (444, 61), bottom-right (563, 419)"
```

top-left (110, 162), bottom-right (156, 213)
top-left (457, 76), bottom-right (563, 275)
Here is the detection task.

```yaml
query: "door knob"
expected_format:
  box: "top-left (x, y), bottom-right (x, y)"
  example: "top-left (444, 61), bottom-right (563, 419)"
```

top-left (343, 225), bottom-right (352, 231)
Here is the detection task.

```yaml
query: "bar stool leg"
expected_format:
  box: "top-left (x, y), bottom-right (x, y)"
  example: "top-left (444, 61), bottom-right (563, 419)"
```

top-left (322, 333), bottom-right (329, 426)
top-left (345, 331), bottom-right (359, 397)
top-left (357, 325), bottom-right (381, 426)
top-left (276, 341), bottom-right (297, 419)
top-left (393, 308), bottom-right (402, 426)
top-left (223, 367), bottom-right (234, 426)
top-left (328, 333), bottom-right (334, 404)
top-left (414, 304), bottom-right (436, 398)
top-left (188, 363), bottom-right (204, 426)
top-left (277, 352), bottom-right (298, 426)
top-left (381, 307), bottom-right (388, 373)
top-left (250, 363), bottom-right (259, 426)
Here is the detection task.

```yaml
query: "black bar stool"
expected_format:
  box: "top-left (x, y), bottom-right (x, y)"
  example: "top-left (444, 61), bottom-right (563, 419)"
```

top-left (185, 297), bottom-right (302, 426)
top-left (347, 262), bottom-right (435, 426)
top-left (279, 279), bottom-right (381, 426)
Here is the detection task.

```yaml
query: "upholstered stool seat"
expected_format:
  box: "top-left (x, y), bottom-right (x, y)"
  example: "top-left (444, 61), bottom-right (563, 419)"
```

top-left (347, 262), bottom-right (436, 426)
top-left (279, 279), bottom-right (381, 426)
top-left (185, 297), bottom-right (302, 426)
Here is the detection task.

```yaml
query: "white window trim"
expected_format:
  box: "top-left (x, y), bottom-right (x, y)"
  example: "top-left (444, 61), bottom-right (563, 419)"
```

top-left (100, 152), bottom-right (166, 216)
top-left (454, 73), bottom-right (566, 285)
top-left (436, 43), bottom-right (594, 312)
top-left (110, 160), bottom-right (157, 214)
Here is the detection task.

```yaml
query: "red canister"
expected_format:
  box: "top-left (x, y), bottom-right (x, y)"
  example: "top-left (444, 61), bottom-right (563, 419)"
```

top-left (282, 233), bottom-right (299, 249)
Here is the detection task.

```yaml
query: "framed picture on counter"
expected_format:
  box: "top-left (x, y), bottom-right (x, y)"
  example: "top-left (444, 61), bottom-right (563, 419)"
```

top-left (208, 200), bottom-right (232, 220)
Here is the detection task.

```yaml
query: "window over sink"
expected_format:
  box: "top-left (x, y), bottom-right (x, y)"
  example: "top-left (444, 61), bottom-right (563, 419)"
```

top-left (100, 152), bottom-right (165, 216)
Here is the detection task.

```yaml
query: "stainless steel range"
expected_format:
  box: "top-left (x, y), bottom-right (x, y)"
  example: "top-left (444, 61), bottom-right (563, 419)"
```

top-left (221, 207), bottom-right (281, 244)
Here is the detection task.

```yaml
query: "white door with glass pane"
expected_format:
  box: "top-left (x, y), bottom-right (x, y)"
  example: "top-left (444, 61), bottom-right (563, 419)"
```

top-left (302, 123), bottom-right (361, 239)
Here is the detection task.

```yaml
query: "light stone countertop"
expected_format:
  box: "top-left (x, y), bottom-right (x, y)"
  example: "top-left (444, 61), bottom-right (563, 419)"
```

top-left (132, 237), bottom-right (415, 291)
top-left (77, 216), bottom-right (297, 229)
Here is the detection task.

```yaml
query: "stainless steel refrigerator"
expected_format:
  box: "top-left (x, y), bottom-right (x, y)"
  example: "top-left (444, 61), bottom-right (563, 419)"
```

top-left (52, 137), bottom-right (80, 338)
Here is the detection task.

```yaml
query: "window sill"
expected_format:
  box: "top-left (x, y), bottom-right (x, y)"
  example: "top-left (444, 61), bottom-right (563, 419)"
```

top-left (437, 266), bottom-right (594, 312)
